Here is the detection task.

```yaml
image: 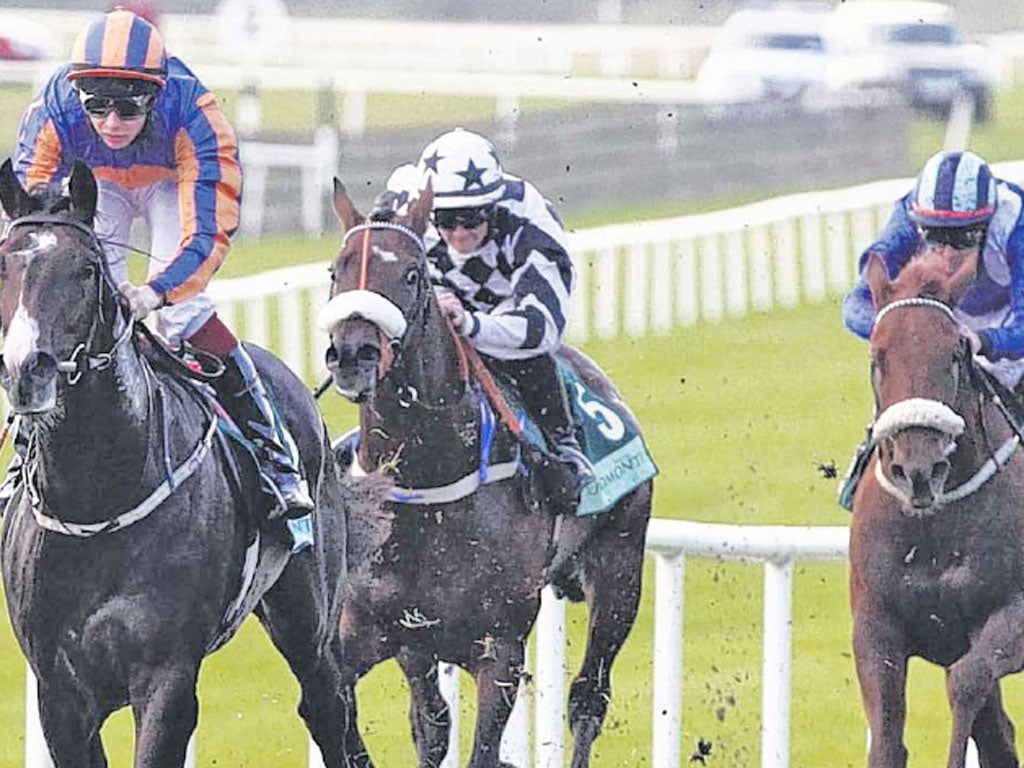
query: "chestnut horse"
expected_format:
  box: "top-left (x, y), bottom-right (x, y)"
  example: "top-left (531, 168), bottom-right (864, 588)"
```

top-left (318, 183), bottom-right (654, 768)
top-left (851, 251), bottom-right (1024, 768)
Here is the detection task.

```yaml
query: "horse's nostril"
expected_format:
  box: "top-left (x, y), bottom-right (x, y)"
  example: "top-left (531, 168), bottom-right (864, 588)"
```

top-left (932, 461), bottom-right (950, 481)
top-left (324, 345), bottom-right (339, 369)
top-left (891, 464), bottom-right (906, 481)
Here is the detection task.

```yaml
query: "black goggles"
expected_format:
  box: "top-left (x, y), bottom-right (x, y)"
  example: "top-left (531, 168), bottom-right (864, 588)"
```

top-left (79, 93), bottom-right (153, 119)
top-left (919, 225), bottom-right (987, 250)
top-left (432, 206), bottom-right (493, 230)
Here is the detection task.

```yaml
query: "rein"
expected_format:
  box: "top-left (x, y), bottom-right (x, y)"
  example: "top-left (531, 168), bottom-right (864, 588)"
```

top-left (871, 296), bottom-right (1021, 509)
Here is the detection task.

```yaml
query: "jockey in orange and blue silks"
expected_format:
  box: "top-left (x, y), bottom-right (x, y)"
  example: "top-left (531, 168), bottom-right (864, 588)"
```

top-left (837, 150), bottom-right (1024, 510)
top-left (5, 8), bottom-right (313, 520)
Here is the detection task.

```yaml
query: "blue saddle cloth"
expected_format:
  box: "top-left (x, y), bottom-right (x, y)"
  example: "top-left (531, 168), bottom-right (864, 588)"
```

top-left (520, 362), bottom-right (658, 516)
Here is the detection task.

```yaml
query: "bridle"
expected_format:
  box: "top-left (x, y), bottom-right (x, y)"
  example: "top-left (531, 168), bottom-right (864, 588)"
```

top-left (328, 220), bottom-right (431, 380)
top-left (5, 214), bottom-right (133, 386)
top-left (870, 296), bottom-right (1022, 509)
top-left (872, 297), bottom-right (970, 416)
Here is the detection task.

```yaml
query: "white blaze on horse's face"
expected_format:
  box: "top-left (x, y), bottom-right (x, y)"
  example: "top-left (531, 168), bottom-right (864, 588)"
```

top-left (1, 232), bottom-right (57, 371)
top-left (2, 305), bottom-right (41, 372)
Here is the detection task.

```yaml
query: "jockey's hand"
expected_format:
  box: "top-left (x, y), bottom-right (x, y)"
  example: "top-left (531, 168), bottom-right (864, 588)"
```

top-left (437, 290), bottom-right (468, 333)
top-left (118, 282), bottom-right (164, 321)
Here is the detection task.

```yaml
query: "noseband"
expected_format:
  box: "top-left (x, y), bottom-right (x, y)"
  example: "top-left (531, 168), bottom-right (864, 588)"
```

top-left (5, 214), bottom-right (133, 385)
top-left (320, 220), bottom-right (430, 371)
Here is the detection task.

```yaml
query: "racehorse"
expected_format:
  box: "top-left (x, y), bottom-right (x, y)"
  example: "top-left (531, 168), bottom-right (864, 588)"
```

top-left (0, 160), bottom-right (359, 767)
top-left (851, 251), bottom-right (1024, 768)
top-left (318, 181), bottom-right (654, 768)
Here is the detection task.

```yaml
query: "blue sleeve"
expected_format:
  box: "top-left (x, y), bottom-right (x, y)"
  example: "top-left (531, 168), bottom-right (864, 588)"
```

top-left (980, 224), bottom-right (1024, 359)
top-left (841, 195), bottom-right (920, 339)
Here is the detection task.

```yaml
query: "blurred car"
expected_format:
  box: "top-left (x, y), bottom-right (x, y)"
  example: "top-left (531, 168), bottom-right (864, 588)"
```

top-left (696, 1), bottom-right (833, 103)
top-left (0, 15), bottom-right (49, 61)
top-left (825, 0), bottom-right (995, 120)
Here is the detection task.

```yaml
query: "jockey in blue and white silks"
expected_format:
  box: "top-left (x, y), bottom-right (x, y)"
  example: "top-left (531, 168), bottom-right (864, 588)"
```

top-left (838, 150), bottom-right (1024, 509)
top-left (5, 8), bottom-right (312, 520)
top-left (390, 128), bottom-right (595, 496)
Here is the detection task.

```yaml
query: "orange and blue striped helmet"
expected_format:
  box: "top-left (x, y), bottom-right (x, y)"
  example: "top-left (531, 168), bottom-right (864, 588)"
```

top-left (68, 8), bottom-right (167, 87)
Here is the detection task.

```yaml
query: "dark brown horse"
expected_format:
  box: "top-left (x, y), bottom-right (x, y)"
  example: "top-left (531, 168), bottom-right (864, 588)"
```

top-left (0, 161), bottom-right (359, 767)
top-left (851, 251), bottom-right (1024, 768)
top-left (318, 183), bottom-right (654, 768)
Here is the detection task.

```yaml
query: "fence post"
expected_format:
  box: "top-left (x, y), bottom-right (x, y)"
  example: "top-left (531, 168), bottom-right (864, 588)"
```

top-left (761, 559), bottom-right (794, 768)
top-left (652, 553), bottom-right (684, 768)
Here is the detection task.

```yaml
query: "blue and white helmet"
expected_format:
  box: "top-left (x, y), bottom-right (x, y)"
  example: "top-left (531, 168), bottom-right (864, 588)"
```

top-left (417, 128), bottom-right (505, 209)
top-left (910, 150), bottom-right (997, 228)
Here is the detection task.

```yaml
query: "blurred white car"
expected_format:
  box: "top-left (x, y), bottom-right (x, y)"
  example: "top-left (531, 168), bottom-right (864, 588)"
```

top-left (825, 0), bottom-right (995, 120)
top-left (696, 1), bottom-right (833, 103)
top-left (0, 15), bottom-right (50, 61)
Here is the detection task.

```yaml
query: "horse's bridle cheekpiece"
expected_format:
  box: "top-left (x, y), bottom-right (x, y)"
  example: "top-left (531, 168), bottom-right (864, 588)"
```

top-left (7, 213), bottom-right (134, 385)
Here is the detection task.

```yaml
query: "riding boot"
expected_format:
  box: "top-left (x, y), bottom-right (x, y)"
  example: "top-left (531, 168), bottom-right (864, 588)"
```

top-left (0, 422), bottom-right (27, 509)
top-left (214, 345), bottom-right (314, 521)
top-left (491, 354), bottom-right (596, 502)
top-left (838, 422), bottom-right (874, 512)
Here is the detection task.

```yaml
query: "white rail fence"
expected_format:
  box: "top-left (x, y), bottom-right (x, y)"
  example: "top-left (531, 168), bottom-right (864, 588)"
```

top-left (25, 519), bottom-right (850, 768)
top-left (200, 160), bottom-right (1024, 388)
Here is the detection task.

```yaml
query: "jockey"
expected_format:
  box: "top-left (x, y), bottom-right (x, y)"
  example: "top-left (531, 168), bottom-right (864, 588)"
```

top-left (2, 8), bottom-right (313, 520)
top-left (413, 127), bottom-right (596, 498)
top-left (838, 149), bottom-right (1024, 509)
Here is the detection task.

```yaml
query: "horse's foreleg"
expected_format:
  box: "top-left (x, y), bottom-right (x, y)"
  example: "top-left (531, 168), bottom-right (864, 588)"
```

top-left (945, 597), bottom-right (1024, 768)
top-left (256, 552), bottom-right (356, 768)
top-left (466, 636), bottom-right (526, 768)
top-left (967, 685), bottom-right (1016, 768)
top-left (130, 664), bottom-right (199, 768)
top-left (397, 648), bottom-right (452, 768)
top-left (852, 609), bottom-right (909, 768)
top-left (35, 675), bottom-right (108, 768)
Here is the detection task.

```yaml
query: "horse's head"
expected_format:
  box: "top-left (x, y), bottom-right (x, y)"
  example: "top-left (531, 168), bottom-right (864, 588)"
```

top-left (317, 179), bottom-right (434, 402)
top-left (0, 160), bottom-right (125, 413)
top-left (865, 250), bottom-right (978, 512)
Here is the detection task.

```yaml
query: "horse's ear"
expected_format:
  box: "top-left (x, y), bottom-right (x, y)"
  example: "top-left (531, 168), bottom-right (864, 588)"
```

top-left (865, 252), bottom-right (891, 309)
top-left (0, 159), bottom-right (33, 220)
top-left (68, 162), bottom-right (97, 225)
top-left (332, 177), bottom-right (363, 232)
top-left (945, 247), bottom-right (979, 306)
top-left (406, 181), bottom-right (433, 236)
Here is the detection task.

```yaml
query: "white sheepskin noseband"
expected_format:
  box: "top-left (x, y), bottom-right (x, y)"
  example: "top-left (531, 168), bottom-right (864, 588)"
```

top-left (316, 289), bottom-right (408, 339)
top-left (874, 397), bottom-right (965, 441)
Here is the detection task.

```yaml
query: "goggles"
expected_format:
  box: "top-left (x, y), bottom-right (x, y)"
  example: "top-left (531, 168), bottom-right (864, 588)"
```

top-left (919, 225), bottom-right (987, 251)
top-left (432, 206), bottom-right (493, 230)
top-left (79, 92), bottom-right (153, 120)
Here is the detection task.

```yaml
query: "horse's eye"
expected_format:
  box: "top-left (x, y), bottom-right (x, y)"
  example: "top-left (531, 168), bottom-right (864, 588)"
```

top-left (404, 268), bottom-right (420, 286)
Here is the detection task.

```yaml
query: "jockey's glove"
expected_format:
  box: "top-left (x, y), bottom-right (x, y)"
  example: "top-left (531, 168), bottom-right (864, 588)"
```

top-left (118, 281), bottom-right (164, 321)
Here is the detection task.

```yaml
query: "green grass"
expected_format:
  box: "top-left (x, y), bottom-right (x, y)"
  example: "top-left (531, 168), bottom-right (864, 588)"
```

top-left (6, 296), bottom-right (1023, 766)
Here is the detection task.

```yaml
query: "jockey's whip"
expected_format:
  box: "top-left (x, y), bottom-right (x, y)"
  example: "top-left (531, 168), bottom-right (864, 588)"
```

top-left (312, 375), bottom-right (333, 400)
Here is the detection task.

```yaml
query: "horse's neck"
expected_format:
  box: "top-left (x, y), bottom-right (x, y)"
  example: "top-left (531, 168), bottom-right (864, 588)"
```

top-left (32, 343), bottom-right (156, 515)
top-left (360, 306), bottom-right (475, 472)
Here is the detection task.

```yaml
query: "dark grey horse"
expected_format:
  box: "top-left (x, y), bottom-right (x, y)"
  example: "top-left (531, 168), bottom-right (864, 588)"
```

top-left (0, 161), bottom-right (358, 767)
top-left (319, 183), bottom-right (654, 768)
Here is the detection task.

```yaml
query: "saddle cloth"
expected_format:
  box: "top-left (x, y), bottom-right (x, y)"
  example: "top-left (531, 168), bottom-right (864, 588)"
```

top-left (339, 362), bottom-right (657, 516)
